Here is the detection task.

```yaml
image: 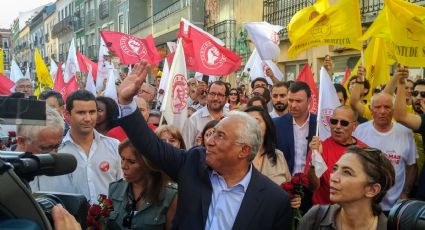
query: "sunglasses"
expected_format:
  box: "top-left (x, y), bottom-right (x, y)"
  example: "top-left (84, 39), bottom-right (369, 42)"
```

top-left (329, 118), bottom-right (355, 127)
top-left (229, 92), bottom-right (238, 96)
top-left (412, 91), bottom-right (425, 98)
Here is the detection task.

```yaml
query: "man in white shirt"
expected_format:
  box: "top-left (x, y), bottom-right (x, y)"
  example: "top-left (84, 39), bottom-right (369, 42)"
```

top-left (182, 81), bottom-right (229, 149)
top-left (59, 90), bottom-right (122, 202)
top-left (354, 92), bottom-right (417, 213)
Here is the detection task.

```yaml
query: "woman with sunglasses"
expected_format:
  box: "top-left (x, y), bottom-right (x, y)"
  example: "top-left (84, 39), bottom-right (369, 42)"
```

top-left (109, 140), bottom-right (177, 230)
top-left (298, 146), bottom-right (395, 230)
top-left (228, 88), bottom-right (242, 110)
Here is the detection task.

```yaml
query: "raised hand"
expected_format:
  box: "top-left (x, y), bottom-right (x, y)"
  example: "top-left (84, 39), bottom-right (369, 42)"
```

top-left (118, 60), bottom-right (150, 105)
top-left (394, 64), bottom-right (409, 84)
top-left (357, 65), bottom-right (366, 80)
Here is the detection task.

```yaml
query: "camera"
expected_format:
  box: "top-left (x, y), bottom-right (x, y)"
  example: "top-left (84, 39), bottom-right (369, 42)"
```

top-left (388, 199), bottom-right (425, 230)
top-left (0, 95), bottom-right (87, 229)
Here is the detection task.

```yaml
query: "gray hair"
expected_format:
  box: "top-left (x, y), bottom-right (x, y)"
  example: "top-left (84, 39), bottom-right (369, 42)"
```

top-left (370, 92), bottom-right (395, 108)
top-left (224, 110), bottom-right (263, 162)
top-left (17, 107), bottom-right (65, 142)
top-left (15, 78), bottom-right (31, 86)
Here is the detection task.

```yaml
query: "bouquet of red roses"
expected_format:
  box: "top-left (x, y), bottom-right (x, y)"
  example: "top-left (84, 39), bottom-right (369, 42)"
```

top-left (281, 173), bottom-right (309, 230)
top-left (86, 194), bottom-right (114, 230)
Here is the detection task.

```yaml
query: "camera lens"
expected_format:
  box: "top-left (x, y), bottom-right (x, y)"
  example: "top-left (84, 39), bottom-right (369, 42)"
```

top-left (388, 200), bottom-right (425, 230)
top-left (35, 194), bottom-right (63, 225)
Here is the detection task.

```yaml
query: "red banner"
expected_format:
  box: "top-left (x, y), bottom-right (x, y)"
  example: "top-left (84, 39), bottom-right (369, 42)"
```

top-left (296, 64), bottom-right (318, 114)
top-left (77, 51), bottom-right (98, 80)
top-left (0, 73), bottom-right (14, 95)
top-left (99, 30), bottom-right (161, 65)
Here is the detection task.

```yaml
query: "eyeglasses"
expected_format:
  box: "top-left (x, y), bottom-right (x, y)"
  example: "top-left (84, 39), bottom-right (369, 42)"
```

top-left (329, 118), bottom-right (355, 127)
top-left (229, 92), bottom-right (238, 96)
top-left (38, 142), bottom-right (63, 153)
top-left (208, 92), bottom-right (226, 98)
top-left (251, 92), bottom-right (262, 97)
top-left (412, 91), bottom-right (425, 98)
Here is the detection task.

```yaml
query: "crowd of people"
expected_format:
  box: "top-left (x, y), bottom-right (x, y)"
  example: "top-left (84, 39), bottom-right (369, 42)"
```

top-left (2, 59), bottom-right (424, 230)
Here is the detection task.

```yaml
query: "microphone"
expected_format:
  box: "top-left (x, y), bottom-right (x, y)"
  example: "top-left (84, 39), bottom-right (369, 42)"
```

top-left (0, 151), bottom-right (77, 179)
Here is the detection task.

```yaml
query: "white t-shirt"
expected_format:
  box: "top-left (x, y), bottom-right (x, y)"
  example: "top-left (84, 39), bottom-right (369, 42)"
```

top-left (354, 121), bottom-right (417, 211)
top-left (59, 129), bottom-right (122, 203)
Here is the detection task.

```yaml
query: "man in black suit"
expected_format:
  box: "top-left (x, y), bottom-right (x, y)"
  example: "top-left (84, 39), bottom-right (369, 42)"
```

top-left (116, 61), bottom-right (291, 230)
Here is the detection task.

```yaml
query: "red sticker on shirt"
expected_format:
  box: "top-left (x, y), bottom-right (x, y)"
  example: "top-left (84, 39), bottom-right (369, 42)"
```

top-left (99, 161), bottom-right (110, 172)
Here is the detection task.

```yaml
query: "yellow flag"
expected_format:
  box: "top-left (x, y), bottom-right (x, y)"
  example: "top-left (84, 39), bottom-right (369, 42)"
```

top-left (348, 38), bottom-right (390, 103)
top-left (288, 0), bottom-right (362, 58)
top-left (34, 48), bottom-right (53, 88)
top-left (288, 0), bottom-right (329, 41)
top-left (362, 0), bottom-right (425, 67)
top-left (0, 48), bottom-right (4, 74)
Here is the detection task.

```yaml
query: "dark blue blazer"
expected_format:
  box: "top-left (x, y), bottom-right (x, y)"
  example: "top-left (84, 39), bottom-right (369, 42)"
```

top-left (118, 111), bottom-right (291, 230)
top-left (273, 113), bottom-right (317, 174)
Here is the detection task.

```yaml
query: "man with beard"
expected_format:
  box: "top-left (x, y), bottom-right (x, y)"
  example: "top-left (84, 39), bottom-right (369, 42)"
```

top-left (182, 81), bottom-right (229, 149)
top-left (394, 66), bottom-right (425, 200)
top-left (305, 106), bottom-right (367, 205)
top-left (356, 92), bottom-right (417, 214)
top-left (269, 82), bottom-right (289, 118)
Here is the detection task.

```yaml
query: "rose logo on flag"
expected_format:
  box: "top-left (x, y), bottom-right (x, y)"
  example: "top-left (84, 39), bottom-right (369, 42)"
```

top-left (120, 35), bottom-right (147, 58)
top-left (171, 74), bottom-right (188, 114)
top-left (99, 161), bottom-right (110, 172)
top-left (270, 31), bottom-right (280, 45)
top-left (321, 108), bottom-right (334, 132)
top-left (200, 41), bottom-right (227, 69)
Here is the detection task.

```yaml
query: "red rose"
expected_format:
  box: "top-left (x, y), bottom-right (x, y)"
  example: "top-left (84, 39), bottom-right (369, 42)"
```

top-left (100, 207), bottom-right (111, 217)
top-left (86, 215), bottom-right (96, 225)
top-left (103, 198), bottom-right (113, 209)
top-left (281, 182), bottom-right (294, 192)
top-left (89, 204), bottom-right (101, 216)
top-left (98, 194), bottom-right (107, 202)
top-left (292, 175), bottom-right (300, 184)
top-left (300, 174), bottom-right (309, 187)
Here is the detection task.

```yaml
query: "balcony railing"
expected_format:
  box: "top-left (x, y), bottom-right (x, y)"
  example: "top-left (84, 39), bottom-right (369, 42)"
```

top-left (361, 0), bottom-right (425, 23)
top-left (52, 16), bottom-right (74, 37)
top-left (130, 17), bottom-right (153, 35)
top-left (153, 0), bottom-right (189, 22)
top-left (263, 0), bottom-right (313, 39)
top-left (99, 1), bottom-right (110, 19)
top-left (74, 17), bottom-right (85, 32)
top-left (87, 9), bottom-right (96, 25)
top-left (206, 20), bottom-right (237, 51)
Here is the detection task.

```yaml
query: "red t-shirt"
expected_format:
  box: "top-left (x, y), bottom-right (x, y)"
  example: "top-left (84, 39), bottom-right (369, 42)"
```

top-left (107, 123), bottom-right (157, 142)
top-left (304, 137), bottom-right (368, 205)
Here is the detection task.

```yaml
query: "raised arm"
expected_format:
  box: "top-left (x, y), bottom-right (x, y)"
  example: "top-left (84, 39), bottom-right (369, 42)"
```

top-left (394, 65), bottom-right (422, 130)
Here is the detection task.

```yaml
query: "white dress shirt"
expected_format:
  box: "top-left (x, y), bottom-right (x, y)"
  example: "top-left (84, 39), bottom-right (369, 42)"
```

top-left (292, 114), bottom-right (310, 174)
top-left (59, 129), bottom-right (122, 203)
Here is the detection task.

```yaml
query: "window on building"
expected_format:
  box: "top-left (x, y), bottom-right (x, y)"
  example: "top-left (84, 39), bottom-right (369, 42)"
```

top-left (118, 14), bottom-right (124, 33)
top-left (285, 62), bottom-right (307, 81)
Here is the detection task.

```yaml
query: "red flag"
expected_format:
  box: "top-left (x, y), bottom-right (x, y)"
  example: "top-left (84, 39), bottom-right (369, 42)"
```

top-left (341, 67), bottom-right (351, 85)
top-left (53, 64), bottom-right (66, 99)
top-left (180, 26), bottom-right (242, 76)
top-left (65, 76), bottom-right (79, 101)
top-left (99, 30), bottom-right (161, 65)
top-left (0, 73), bottom-right (14, 95)
top-left (77, 51), bottom-right (98, 80)
top-left (296, 64), bottom-right (318, 114)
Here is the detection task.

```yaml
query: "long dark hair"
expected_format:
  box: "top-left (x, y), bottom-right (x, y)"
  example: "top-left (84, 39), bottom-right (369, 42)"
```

top-left (228, 88), bottom-right (240, 104)
top-left (96, 96), bottom-right (119, 131)
top-left (244, 106), bottom-right (278, 165)
top-left (119, 139), bottom-right (169, 205)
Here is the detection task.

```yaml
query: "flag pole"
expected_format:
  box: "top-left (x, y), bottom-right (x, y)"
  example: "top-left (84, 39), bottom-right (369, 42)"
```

top-left (360, 48), bottom-right (365, 81)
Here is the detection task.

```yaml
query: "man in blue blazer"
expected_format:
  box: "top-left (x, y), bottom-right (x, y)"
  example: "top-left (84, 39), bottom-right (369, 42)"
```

top-left (273, 81), bottom-right (317, 213)
top-left (116, 61), bottom-right (291, 230)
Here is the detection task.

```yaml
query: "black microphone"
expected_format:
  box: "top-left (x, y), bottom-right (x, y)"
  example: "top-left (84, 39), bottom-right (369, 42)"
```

top-left (0, 151), bottom-right (77, 178)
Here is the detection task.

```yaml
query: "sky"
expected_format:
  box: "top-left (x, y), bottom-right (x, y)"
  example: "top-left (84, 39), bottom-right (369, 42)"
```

top-left (0, 0), bottom-right (54, 29)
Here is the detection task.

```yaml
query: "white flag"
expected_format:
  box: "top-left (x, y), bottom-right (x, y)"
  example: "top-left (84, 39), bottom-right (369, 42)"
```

top-left (244, 22), bottom-right (284, 60)
top-left (50, 58), bottom-right (58, 81)
top-left (85, 67), bottom-right (96, 96)
top-left (159, 58), bottom-right (170, 93)
top-left (24, 63), bottom-right (30, 79)
top-left (161, 38), bottom-right (188, 130)
top-left (96, 37), bottom-right (113, 91)
top-left (103, 69), bottom-right (118, 102)
top-left (244, 49), bottom-right (272, 84)
top-left (317, 66), bottom-right (341, 141)
top-left (10, 60), bottom-right (24, 82)
top-left (63, 39), bottom-right (80, 83)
